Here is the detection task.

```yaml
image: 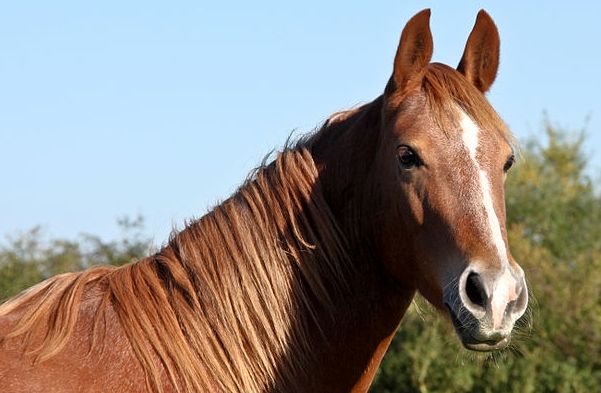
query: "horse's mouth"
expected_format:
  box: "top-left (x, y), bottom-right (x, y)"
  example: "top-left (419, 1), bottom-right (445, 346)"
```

top-left (444, 303), bottom-right (510, 352)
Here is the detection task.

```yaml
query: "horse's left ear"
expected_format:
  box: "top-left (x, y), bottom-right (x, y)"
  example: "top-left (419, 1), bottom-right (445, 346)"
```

top-left (457, 10), bottom-right (500, 93)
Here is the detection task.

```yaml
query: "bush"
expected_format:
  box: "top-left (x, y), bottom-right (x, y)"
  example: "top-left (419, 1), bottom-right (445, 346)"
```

top-left (0, 215), bottom-right (153, 301)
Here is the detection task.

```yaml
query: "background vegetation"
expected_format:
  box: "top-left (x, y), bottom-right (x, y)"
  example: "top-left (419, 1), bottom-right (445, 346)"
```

top-left (1, 124), bottom-right (599, 392)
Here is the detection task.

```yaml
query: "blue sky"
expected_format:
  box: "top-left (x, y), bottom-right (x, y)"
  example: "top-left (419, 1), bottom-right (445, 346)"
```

top-left (1, 1), bottom-right (599, 245)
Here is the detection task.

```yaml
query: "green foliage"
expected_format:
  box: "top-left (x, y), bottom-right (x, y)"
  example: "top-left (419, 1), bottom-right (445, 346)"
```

top-left (0, 215), bottom-right (153, 301)
top-left (371, 122), bottom-right (601, 392)
top-left (1, 124), bottom-right (599, 392)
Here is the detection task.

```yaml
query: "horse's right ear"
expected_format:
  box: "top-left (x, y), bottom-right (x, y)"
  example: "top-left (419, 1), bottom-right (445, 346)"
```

top-left (387, 9), bottom-right (433, 95)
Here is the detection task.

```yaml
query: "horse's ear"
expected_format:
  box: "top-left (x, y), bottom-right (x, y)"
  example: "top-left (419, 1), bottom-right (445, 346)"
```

top-left (457, 10), bottom-right (500, 93)
top-left (388, 9), bottom-right (433, 94)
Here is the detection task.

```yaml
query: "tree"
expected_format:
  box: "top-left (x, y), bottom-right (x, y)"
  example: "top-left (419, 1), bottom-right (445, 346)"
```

top-left (0, 215), bottom-right (153, 301)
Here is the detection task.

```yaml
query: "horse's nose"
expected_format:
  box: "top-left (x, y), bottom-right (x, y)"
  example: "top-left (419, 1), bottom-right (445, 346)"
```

top-left (460, 265), bottom-right (528, 330)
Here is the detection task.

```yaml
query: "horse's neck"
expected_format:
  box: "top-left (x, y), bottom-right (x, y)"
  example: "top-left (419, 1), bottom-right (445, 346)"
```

top-left (309, 96), bottom-right (385, 251)
top-left (298, 269), bottom-right (414, 392)
top-left (299, 99), bottom-right (415, 391)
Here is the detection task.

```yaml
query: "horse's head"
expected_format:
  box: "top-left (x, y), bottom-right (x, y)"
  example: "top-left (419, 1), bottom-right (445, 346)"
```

top-left (371, 9), bottom-right (528, 351)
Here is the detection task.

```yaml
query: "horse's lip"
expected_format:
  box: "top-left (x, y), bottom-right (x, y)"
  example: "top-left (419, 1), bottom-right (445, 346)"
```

top-left (444, 303), bottom-right (510, 352)
top-left (463, 338), bottom-right (509, 352)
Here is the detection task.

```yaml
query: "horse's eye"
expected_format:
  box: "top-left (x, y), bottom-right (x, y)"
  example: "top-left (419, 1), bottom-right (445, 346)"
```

top-left (397, 145), bottom-right (421, 169)
top-left (503, 155), bottom-right (515, 172)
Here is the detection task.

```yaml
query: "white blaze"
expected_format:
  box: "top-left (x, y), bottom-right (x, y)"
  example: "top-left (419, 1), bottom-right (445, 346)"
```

top-left (459, 110), bottom-right (509, 267)
top-left (459, 110), bottom-right (516, 328)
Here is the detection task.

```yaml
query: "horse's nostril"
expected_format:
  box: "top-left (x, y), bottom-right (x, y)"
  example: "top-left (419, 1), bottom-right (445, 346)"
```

top-left (512, 277), bottom-right (529, 316)
top-left (465, 272), bottom-right (488, 309)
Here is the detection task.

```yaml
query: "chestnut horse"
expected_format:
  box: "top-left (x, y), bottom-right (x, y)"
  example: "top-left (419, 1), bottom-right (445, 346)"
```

top-left (0, 9), bottom-right (528, 393)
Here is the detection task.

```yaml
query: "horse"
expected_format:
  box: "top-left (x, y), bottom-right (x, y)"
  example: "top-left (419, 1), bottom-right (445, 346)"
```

top-left (0, 9), bottom-right (528, 393)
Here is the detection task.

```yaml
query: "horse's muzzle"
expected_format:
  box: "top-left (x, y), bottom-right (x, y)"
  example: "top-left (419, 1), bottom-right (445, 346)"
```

top-left (443, 264), bottom-right (528, 352)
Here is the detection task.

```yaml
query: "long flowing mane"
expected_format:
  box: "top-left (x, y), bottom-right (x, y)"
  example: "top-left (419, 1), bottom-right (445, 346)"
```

top-left (0, 147), bottom-right (353, 393)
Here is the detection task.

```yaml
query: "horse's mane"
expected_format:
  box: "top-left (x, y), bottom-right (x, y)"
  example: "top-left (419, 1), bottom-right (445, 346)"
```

top-left (0, 147), bottom-right (352, 393)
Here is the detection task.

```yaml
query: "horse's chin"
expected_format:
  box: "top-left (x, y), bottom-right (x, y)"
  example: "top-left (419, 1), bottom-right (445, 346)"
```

top-left (445, 303), bottom-right (511, 352)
